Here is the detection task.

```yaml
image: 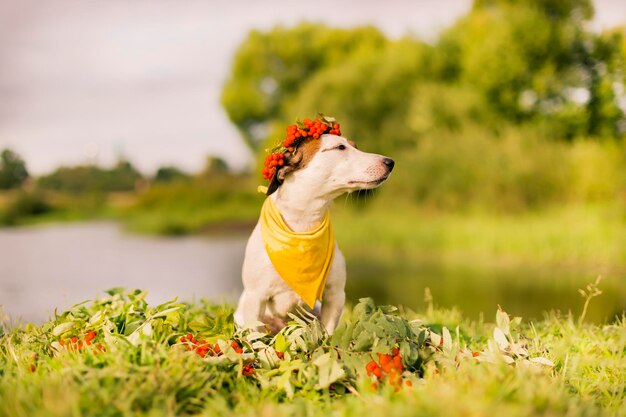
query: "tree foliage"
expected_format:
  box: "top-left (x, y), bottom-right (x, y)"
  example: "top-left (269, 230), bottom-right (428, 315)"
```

top-left (221, 24), bottom-right (387, 151)
top-left (0, 149), bottom-right (29, 190)
top-left (220, 0), bottom-right (626, 211)
top-left (443, 0), bottom-right (623, 138)
top-left (222, 0), bottom-right (625, 154)
top-left (38, 160), bottom-right (142, 194)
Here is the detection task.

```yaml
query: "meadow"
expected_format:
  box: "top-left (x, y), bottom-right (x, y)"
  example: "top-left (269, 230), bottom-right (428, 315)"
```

top-left (0, 288), bottom-right (623, 417)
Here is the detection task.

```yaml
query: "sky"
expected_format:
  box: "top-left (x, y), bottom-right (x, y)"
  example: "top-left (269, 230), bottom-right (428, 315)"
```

top-left (0, 0), bottom-right (624, 175)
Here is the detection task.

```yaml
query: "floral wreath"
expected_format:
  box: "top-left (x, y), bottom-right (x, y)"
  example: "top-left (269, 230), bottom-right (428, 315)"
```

top-left (262, 114), bottom-right (342, 181)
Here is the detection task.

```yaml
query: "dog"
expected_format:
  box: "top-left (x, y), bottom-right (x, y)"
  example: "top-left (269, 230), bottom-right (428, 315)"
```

top-left (234, 133), bottom-right (394, 334)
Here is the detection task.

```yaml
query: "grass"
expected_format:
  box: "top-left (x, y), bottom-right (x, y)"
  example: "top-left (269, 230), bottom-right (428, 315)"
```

top-left (0, 288), bottom-right (624, 417)
top-left (332, 198), bottom-right (626, 269)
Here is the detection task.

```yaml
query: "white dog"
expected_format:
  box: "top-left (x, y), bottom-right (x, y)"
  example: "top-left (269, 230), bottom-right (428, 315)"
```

top-left (234, 133), bottom-right (394, 334)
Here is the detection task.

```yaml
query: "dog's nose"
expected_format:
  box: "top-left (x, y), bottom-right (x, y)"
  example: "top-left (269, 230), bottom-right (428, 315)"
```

top-left (382, 158), bottom-right (395, 172)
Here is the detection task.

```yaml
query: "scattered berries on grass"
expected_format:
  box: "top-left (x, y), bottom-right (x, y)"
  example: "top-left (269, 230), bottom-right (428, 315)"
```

top-left (365, 347), bottom-right (407, 390)
top-left (58, 330), bottom-right (103, 353)
top-left (177, 334), bottom-right (256, 376)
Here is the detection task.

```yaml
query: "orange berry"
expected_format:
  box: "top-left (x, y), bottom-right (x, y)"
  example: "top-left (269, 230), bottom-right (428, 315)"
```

top-left (378, 354), bottom-right (391, 365)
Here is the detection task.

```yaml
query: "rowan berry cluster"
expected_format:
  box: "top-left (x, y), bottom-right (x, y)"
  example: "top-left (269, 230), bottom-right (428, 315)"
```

top-left (262, 152), bottom-right (285, 180)
top-left (58, 330), bottom-right (106, 353)
top-left (365, 347), bottom-right (412, 390)
top-left (282, 117), bottom-right (341, 148)
top-left (262, 114), bottom-right (341, 180)
top-left (179, 333), bottom-right (254, 376)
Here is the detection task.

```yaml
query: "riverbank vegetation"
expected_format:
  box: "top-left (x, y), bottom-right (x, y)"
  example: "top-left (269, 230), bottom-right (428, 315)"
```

top-left (0, 289), bottom-right (623, 417)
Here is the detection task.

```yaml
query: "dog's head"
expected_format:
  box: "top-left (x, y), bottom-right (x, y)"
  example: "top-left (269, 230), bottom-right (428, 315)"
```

top-left (267, 134), bottom-right (394, 198)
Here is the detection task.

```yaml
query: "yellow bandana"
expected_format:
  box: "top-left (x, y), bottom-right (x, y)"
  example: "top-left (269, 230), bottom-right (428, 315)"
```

top-left (259, 197), bottom-right (335, 308)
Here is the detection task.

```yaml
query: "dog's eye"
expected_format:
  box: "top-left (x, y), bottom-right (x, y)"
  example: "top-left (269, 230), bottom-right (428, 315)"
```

top-left (336, 144), bottom-right (346, 151)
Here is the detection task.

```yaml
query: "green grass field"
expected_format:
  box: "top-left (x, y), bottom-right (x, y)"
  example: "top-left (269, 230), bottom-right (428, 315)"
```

top-left (1, 288), bottom-right (623, 417)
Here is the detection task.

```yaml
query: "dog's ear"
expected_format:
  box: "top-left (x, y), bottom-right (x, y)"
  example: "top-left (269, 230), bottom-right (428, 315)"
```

top-left (264, 139), bottom-right (320, 196)
top-left (266, 166), bottom-right (295, 196)
top-left (266, 173), bottom-right (281, 196)
top-left (265, 150), bottom-right (302, 196)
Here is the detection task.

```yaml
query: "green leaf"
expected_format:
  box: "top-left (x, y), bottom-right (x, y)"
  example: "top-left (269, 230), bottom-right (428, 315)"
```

top-left (352, 331), bottom-right (374, 351)
top-left (493, 327), bottom-right (509, 350)
top-left (274, 333), bottom-right (288, 352)
top-left (442, 327), bottom-right (453, 352)
top-left (529, 357), bottom-right (555, 367)
top-left (496, 308), bottom-right (511, 336)
top-left (52, 322), bottom-right (76, 337)
top-left (151, 306), bottom-right (182, 319)
top-left (313, 352), bottom-right (345, 389)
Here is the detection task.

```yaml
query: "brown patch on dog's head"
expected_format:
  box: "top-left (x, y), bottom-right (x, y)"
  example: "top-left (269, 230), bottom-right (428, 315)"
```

top-left (266, 138), bottom-right (323, 196)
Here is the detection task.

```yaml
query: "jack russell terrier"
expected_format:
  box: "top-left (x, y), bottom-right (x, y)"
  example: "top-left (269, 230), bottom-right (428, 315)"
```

top-left (235, 119), bottom-right (394, 334)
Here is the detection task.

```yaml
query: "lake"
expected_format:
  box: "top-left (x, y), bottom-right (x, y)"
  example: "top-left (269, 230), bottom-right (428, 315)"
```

top-left (1, 222), bottom-right (624, 324)
top-left (0, 222), bottom-right (245, 323)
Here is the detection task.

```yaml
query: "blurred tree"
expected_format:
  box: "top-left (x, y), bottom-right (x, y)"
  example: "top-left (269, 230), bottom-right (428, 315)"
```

top-left (154, 166), bottom-right (191, 183)
top-left (287, 39), bottom-right (426, 154)
top-left (221, 24), bottom-right (387, 151)
top-left (38, 160), bottom-right (142, 194)
top-left (441, 0), bottom-right (624, 139)
top-left (221, 3), bottom-right (626, 211)
top-left (201, 156), bottom-right (229, 177)
top-left (0, 149), bottom-right (29, 190)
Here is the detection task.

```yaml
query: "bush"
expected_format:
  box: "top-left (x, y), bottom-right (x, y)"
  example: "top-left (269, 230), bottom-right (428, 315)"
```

top-left (38, 161), bottom-right (143, 194)
top-left (0, 191), bottom-right (52, 226)
top-left (392, 126), bottom-right (572, 211)
top-left (124, 176), bottom-right (261, 235)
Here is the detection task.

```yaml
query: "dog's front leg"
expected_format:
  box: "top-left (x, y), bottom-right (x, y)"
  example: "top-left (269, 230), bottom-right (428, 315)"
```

top-left (320, 289), bottom-right (345, 335)
top-left (235, 290), bottom-right (267, 329)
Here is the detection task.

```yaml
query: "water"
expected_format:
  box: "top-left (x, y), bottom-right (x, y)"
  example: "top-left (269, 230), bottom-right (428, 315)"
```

top-left (346, 258), bottom-right (626, 323)
top-left (1, 223), bottom-right (624, 324)
top-left (0, 223), bottom-right (246, 323)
